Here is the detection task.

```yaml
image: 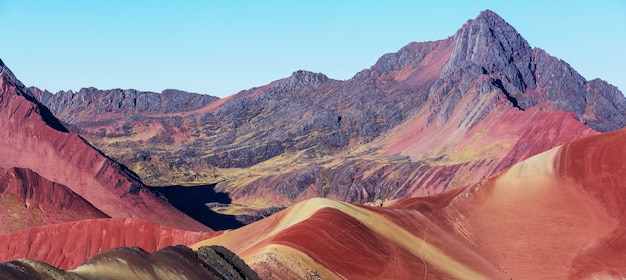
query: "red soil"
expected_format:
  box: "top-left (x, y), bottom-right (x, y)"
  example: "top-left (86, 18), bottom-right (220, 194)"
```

top-left (555, 128), bottom-right (626, 278)
top-left (267, 207), bottom-right (449, 279)
top-left (0, 218), bottom-right (217, 270)
top-left (382, 105), bottom-right (597, 195)
top-left (0, 167), bottom-right (108, 234)
top-left (195, 128), bottom-right (626, 279)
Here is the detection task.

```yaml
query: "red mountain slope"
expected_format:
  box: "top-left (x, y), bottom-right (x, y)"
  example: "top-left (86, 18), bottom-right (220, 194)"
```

top-left (0, 218), bottom-right (217, 270)
top-left (0, 167), bottom-right (108, 234)
top-left (193, 127), bottom-right (626, 279)
top-left (377, 106), bottom-right (598, 196)
top-left (0, 59), bottom-right (210, 232)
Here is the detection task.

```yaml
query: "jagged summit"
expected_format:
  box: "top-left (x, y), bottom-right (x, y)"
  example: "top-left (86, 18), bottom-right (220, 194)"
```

top-left (35, 86), bottom-right (219, 121)
top-left (475, 9), bottom-right (506, 22)
top-left (442, 9), bottom-right (535, 94)
top-left (247, 70), bottom-right (335, 96)
top-left (0, 59), bottom-right (24, 89)
top-left (282, 70), bottom-right (330, 90)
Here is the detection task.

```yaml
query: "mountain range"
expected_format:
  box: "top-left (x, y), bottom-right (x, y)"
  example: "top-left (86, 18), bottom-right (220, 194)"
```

top-left (0, 9), bottom-right (624, 279)
top-left (26, 10), bottom-right (624, 225)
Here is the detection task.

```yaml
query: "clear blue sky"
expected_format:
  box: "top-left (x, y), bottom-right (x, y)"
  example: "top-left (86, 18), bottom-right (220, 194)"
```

top-left (0, 1), bottom-right (624, 98)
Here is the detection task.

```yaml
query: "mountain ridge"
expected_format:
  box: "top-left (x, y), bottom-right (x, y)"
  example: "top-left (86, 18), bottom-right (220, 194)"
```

top-left (34, 10), bottom-right (625, 132)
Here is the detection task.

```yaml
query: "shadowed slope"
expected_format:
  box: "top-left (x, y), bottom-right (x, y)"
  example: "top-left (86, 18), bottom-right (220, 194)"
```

top-left (149, 184), bottom-right (245, 230)
top-left (193, 128), bottom-right (626, 279)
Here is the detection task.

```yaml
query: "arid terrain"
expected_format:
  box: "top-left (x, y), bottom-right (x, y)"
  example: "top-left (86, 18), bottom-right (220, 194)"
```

top-left (0, 10), bottom-right (624, 280)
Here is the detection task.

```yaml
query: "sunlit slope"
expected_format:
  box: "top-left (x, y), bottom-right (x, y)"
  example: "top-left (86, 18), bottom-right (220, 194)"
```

top-left (194, 127), bottom-right (626, 279)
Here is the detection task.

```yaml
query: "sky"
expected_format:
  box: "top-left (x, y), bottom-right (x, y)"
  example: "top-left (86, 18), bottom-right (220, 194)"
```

top-left (0, 1), bottom-right (624, 98)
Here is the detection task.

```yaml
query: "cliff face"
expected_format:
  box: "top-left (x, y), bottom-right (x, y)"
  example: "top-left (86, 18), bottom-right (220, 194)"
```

top-left (0, 59), bottom-right (210, 232)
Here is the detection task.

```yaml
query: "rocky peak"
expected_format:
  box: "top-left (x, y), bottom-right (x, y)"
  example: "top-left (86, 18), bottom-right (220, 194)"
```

top-left (370, 41), bottom-right (446, 74)
top-left (441, 9), bottom-right (536, 94)
top-left (275, 70), bottom-right (330, 93)
top-left (0, 59), bottom-right (25, 90)
top-left (25, 87), bottom-right (54, 104)
top-left (260, 70), bottom-right (332, 93)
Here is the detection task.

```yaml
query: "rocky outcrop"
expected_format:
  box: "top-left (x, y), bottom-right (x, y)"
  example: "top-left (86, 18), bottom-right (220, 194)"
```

top-left (532, 50), bottom-right (626, 132)
top-left (0, 259), bottom-right (81, 280)
top-left (441, 10), bottom-right (536, 95)
top-left (25, 86), bottom-right (53, 104)
top-left (0, 245), bottom-right (259, 280)
top-left (584, 78), bottom-right (626, 131)
top-left (72, 245), bottom-right (259, 280)
top-left (435, 10), bottom-right (626, 131)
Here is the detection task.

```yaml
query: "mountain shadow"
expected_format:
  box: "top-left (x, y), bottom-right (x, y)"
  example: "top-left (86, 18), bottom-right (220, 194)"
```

top-left (149, 184), bottom-right (244, 230)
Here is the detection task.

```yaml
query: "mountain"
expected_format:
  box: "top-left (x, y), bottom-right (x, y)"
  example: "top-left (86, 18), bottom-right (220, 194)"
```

top-left (0, 59), bottom-right (210, 232)
top-left (31, 10), bottom-right (625, 225)
top-left (192, 127), bottom-right (626, 279)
